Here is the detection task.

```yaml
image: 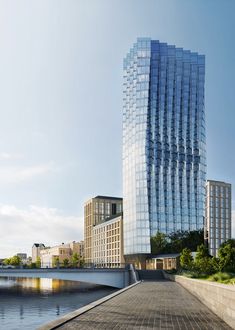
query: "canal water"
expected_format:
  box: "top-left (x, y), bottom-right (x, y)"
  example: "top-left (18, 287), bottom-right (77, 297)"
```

top-left (0, 277), bottom-right (116, 329)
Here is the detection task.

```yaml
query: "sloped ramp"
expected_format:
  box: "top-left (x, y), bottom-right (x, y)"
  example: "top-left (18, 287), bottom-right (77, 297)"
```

top-left (53, 281), bottom-right (231, 330)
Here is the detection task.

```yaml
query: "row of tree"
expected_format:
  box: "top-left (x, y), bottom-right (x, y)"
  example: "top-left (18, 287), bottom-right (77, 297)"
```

top-left (180, 240), bottom-right (235, 275)
top-left (151, 230), bottom-right (235, 275)
top-left (52, 253), bottom-right (85, 268)
top-left (150, 229), bottom-right (204, 254)
top-left (3, 255), bottom-right (22, 266)
top-left (3, 253), bottom-right (85, 268)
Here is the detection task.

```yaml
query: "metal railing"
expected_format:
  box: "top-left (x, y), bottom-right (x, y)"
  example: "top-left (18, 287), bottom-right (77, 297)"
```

top-left (39, 262), bottom-right (129, 269)
top-left (0, 262), bottom-right (130, 270)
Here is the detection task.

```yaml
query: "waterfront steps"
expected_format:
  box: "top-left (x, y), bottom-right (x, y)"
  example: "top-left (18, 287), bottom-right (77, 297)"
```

top-left (137, 269), bottom-right (164, 281)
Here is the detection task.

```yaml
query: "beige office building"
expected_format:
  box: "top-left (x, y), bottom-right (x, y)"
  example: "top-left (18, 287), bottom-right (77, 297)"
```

top-left (84, 196), bottom-right (123, 264)
top-left (70, 240), bottom-right (84, 257)
top-left (32, 243), bottom-right (45, 262)
top-left (205, 180), bottom-right (232, 257)
top-left (40, 241), bottom-right (84, 268)
top-left (92, 214), bottom-right (124, 267)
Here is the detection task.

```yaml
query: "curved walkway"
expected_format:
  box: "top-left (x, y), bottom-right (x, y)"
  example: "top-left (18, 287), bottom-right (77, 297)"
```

top-left (57, 280), bottom-right (231, 330)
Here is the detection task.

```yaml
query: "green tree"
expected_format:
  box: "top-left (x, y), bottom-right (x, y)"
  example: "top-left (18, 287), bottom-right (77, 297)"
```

top-left (10, 255), bottom-right (22, 266)
top-left (79, 257), bottom-right (85, 268)
top-left (3, 258), bottom-right (11, 265)
top-left (62, 258), bottom-right (69, 268)
top-left (195, 244), bottom-right (209, 261)
top-left (218, 240), bottom-right (235, 272)
top-left (180, 248), bottom-right (193, 270)
top-left (36, 256), bottom-right (41, 268)
top-left (150, 232), bottom-right (167, 254)
top-left (30, 262), bottom-right (37, 269)
top-left (52, 257), bottom-right (59, 268)
top-left (182, 229), bottom-right (204, 251)
top-left (71, 253), bottom-right (79, 268)
top-left (211, 257), bottom-right (220, 273)
top-left (194, 244), bottom-right (213, 274)
top-left (151, 230), bottom-right (204, 255)
top-left (168, 230), bottom-right (189, 253)
top-left (168, 230), bottom-right (204, 253)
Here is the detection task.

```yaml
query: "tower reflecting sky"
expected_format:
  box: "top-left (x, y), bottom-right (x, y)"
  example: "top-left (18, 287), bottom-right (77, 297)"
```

top-left (123, 38), bottom-right (206, 256)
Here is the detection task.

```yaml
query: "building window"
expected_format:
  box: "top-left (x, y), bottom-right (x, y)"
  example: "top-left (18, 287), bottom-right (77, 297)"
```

top-left (112, 203), bottom-right (117, 215)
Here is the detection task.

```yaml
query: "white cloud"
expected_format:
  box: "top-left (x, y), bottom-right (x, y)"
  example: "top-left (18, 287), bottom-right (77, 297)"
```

top-left (0, 152), bottom-right (23, 160)
top-left (0, 204), bottom-right (83, 258)
top-left (0, 162), bottom-right (57, 184)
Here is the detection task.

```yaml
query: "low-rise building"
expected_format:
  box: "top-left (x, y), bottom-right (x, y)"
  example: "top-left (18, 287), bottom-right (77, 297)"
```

top-left (146, 253), bottom-right (180, 270)
top-left (40, 244), bottom-right (70, 268)
top-left (92, 214), bottom-right (124, 268)
top-left (32, 243), bottom-right (45, 262)
top-left (40, 241), bottom-right (84, 268)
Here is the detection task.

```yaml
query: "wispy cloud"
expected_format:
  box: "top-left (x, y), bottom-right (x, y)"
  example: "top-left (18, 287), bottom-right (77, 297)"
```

top-left (0, 204), bottom-right (83, 258)
top-left (0, 162), bottom-right (57, 184)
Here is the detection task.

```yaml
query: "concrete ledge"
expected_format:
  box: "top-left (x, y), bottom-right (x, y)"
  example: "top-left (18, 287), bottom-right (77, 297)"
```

top-left (37, 281), bottom-right (141, 330)
top-left (164, 272), bottom-right (235, 329)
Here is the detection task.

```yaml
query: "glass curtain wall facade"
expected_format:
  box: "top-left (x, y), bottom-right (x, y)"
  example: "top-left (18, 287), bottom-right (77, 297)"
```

top-left (123, 38), bottom-right (206, 256)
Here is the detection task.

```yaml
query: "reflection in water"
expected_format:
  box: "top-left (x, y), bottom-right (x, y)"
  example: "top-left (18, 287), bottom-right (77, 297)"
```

top-left (0, 277), bottom-right (115, 330)
top-left (56, 305), bottom-right (60, 316)
top-left (20, 305), bottom-right (23, 320)
top-left (1, 277), bottom-right (81, 294)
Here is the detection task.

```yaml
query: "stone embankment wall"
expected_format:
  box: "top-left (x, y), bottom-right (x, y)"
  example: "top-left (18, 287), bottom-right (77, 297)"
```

top-left (164, 272), bottom-right (235, 329)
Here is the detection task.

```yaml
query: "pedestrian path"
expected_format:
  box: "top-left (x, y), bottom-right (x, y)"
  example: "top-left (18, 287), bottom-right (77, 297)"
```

top-left (58, 280), bottom-right (231, 329)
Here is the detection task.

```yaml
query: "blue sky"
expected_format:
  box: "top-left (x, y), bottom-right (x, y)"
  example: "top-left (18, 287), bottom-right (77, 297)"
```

top-left (0, 0), bottom-right (234, 257)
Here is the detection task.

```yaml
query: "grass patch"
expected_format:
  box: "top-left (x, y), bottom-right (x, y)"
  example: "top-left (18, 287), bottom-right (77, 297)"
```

top-left (177, 270), bottom-right (235, 284)
top-left (180, 270), bottom-right (208, 279)
top-left (207, 272), bottom-right (235, 284)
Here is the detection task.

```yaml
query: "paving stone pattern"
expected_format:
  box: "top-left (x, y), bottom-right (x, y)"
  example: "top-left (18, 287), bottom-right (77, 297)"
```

top-left (58, 280), bottom-right (232, 330)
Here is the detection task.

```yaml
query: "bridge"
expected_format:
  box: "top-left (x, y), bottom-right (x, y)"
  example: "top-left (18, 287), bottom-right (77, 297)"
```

top-left (0, 267), bottom-right (137, 288)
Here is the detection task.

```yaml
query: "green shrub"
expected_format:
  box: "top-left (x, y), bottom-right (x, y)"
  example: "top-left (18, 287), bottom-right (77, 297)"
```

top-left (207, 272), bottom-right (235, 284)
top-left (180, 248), bottom-right (193, 270)
top-left (218, 240), bottom-right (235, 272)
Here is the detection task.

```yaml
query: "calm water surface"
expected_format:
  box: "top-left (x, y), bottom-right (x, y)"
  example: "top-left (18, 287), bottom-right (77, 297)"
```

top-left (0, 277), bottom-right (115, 330)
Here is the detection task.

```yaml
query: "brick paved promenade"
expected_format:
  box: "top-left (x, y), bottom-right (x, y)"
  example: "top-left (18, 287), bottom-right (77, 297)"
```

top-left (58, 280), bottom-right (231, 330)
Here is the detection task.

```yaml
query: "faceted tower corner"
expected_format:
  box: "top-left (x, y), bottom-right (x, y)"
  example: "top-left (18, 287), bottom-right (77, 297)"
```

top-left (123, 38), bottom-right (206, 256)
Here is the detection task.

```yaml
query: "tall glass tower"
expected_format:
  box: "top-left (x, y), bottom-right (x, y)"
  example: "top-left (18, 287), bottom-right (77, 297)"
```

top-left (123, 38), bottom-right (206, 258)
